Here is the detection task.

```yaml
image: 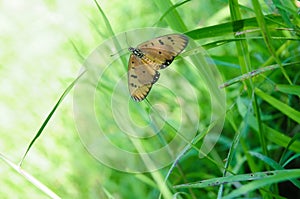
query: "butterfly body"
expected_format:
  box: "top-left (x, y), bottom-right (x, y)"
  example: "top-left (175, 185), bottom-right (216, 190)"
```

top-left (128, 34), bottom-right (188, 101)
top-left (128, 47), bottom-right (144, 58)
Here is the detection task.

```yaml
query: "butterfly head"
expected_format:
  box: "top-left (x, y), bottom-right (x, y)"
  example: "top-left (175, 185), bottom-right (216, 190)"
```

top-left (128, 47), bottom-right (134, 52)
top-left (128, 47), bottom-right (144, 58)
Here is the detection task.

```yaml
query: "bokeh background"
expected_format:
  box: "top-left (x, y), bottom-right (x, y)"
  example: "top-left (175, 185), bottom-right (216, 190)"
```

top-left (1, 0), bottom-right (300, 198)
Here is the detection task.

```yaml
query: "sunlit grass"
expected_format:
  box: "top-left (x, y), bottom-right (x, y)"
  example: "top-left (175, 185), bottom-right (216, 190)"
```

top-left (1, 0), bottom-right (300, 198)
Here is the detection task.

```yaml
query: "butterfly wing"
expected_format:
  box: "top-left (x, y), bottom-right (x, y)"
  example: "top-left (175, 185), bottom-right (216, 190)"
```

top-left (138, 34), bottom-right (188, 70)
top-left (128, 54), bottom-right (160, 101)
top-left (128, 34), bottom-right (189, 101)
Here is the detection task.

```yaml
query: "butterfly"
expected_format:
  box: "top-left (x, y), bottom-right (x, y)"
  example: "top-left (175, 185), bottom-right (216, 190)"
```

top-left (127, 33), bottom-right (189, 102)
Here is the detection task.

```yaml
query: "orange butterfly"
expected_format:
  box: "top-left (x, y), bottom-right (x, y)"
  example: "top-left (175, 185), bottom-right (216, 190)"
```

top-left (128, 34), bottom-right (189, 101)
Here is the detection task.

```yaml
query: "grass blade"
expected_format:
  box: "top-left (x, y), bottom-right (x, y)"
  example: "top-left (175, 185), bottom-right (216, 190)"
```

top-left (20, 71), bottom-right (86, 166)
top-left (255, 88), bottom-right (300, 124)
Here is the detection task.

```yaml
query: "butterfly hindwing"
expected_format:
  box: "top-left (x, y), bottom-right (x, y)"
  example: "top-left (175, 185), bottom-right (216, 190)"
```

top-left (127, 33), bottom-right (189, 101)
top-left (128, 54), bottom-right (160, 101)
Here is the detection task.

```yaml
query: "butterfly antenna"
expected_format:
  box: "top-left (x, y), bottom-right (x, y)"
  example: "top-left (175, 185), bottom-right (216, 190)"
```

top-left (110, 48), bottom-right (127, 57)
top-left (125, 32), bottom-right (130, 47)
top-left (110, 32), bottom-right (131, 57)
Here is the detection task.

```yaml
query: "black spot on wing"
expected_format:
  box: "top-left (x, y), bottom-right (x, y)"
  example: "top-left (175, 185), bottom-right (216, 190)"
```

top-left (130, 83), bottom-right (137, 88)
top-left (167, 36), bottom-right (175, 45)
top-left (158, 39), bottom-right (164, 45)
top-left (160, 57), bottom-right (175, 69)
top-left (152, 71), bottom-right (160, 83)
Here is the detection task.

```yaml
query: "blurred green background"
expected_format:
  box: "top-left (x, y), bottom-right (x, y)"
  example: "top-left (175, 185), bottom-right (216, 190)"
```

top-left (1, 0), bottom-right (300, 198)
top-left (0, 0), bottom-right (131, 198)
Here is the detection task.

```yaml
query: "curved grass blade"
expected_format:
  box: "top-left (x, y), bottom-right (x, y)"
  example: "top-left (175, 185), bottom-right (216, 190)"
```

top-left (1, 153), bottom-right (61, 199)
top-left (255, 88), bottom-right (300, 124)
top-left (153, 0), bottom-right (191, 26)
top-left (276, 84), bottom-right (300, 95)
top-left (219, 62), bottom-right (299, 89)
top-left (223, 169), bottom-right (300, 199)
top-left (153, 0), bottom-right (187, 32)
top-left (252, 0), bottom-right (292, 84)
top-left (186, 15), bottom-right (283, 40)
top-left (174, 169), bottom-right (300, 189)
top-left (93, 0), bottom-right (127, 69)
top-left (20, 71), bottom-right (86, 166)
top-left (249, 151), bottom-right (300, 188)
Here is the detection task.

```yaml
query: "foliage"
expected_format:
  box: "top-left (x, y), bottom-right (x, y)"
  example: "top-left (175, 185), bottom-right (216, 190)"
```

top-left (1, 0), bottom-right (300, 198)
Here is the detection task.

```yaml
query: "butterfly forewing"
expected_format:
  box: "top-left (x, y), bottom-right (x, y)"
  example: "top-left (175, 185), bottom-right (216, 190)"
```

top-left (138, 34), bottom-right (188, 69)
top-left (138, 34), bottom-right (188, 54)
top-left (128, 33), bottom-right (189, 101)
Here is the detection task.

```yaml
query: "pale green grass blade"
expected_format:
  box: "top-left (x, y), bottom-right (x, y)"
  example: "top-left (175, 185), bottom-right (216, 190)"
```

top-left (255, 88), bottom-right (300, 124)
top-left (20, 71), bottom-right (86, 165)
top-left (93, 0), bottom-right (127, 68)
top-left (93, 0), bottom-right (115, 37)
top-left (280, 133), bottom-right (300, 165)
top-left (249, 151), bottom-right (300, 188)
top-left (173, 169), bottom-right (300, 189)
top-left (153, 0), bottom-right (187, 32)
top-left (154, 0), bottom-right (191, 26)
top-left (252, 0), bottom-right (292, 84)
top-left (276, 84), bottom-right (300, 95)
top-left (186, 15), bottom-right (283, 40)
top-left (1, 153), bottom-right (61, 199)
top-left (219, 62), bottom-right (299, 88)
top-left (223, 169), bottom-right (300, 199)
top-left (247, 114), bottom-right (300, 152)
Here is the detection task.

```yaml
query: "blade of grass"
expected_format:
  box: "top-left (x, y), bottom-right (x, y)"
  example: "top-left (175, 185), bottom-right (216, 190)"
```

top-left (218, 97), bottom-right (253, 197)
top-left (223, 169), bottom-right (300, 199)
top-left (93, 0), bottom-right (114, 37)
top-left (247, 114), bottom-right (300, 153)
top-left (252, 0), bottom-right (292, 84)
top-left (276, 84), bottom-right (300, 95)
top-left (228, 0), bottom-right (252, 95)
top-left (272, 0), bottom-right (297, 32)
top-left (174, 169), bottom-right (300, 189)
top-left (249, 151), bottom-right (300, 188)
top-left (220, 62), bottom-right (300, 89)
top-left (93, 0), bottom-right (127, 69)
top-left (69, 39), bottom-right (86, 63)
top-left (20, 71), bottom-right (86, 166)
top-left (1, 153), bottom-right (61, 199)
top-left (229, 1), bottom-right (272, 197)
top-left (282, 153), bottom-right (300, 168)
top-left (186, 14), bottom-right (283, 40)
top-left (279, 133), bottom-right (300, 165)
top-left (255, 88), bottom-right (300, 124)
top-left (152, 0), bottom-right (187, 32)
top-left (153, 0), bottom-right (191, 26)
top-left (202, 36), bottom-right (299, 51)
top-left (135, 174), bottom-right (158, 189)
top-left (227, 1), bottom-right (269, 197)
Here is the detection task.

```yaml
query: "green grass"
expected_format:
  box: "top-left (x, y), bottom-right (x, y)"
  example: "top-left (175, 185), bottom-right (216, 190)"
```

top-left (1, 0), bottom-right (300, 198)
